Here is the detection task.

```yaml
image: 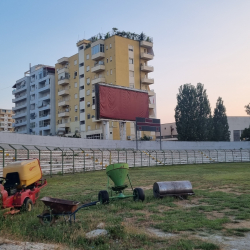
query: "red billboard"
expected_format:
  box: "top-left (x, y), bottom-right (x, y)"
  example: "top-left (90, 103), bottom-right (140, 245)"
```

top-left (95, 84), bottom-right (149, 121)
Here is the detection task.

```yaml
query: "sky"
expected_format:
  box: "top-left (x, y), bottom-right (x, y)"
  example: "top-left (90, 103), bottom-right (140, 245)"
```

top-left (0, 0), bottom-right (249, 123)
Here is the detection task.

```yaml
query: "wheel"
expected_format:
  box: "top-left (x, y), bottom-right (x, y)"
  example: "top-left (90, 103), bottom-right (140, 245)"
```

top-left (133, 188), bottom-right (145, 202)
top-left (98, 190), bottom-right (109, 204)
top-left (39, 210), bottom-right (56, 226)
top-left (23, 198), bottom-right (33, 212)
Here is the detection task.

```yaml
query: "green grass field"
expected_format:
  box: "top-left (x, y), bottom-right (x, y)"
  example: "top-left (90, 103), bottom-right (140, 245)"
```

top-left (1, 163), bottom-right (250, 250)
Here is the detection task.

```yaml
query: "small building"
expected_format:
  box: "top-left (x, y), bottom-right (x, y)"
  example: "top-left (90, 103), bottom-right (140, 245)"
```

top-left (0, 109), bottom-right (14, 132)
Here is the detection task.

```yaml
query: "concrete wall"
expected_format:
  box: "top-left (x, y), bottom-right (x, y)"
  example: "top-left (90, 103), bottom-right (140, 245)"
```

top-left (0, 132), bottom-right (250, 150)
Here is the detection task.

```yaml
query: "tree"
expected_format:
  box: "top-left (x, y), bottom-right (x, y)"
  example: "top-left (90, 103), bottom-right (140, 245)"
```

top-left (175, 83), bottom-right (212, 141)
top-left (244, 103), bottom-right (250, 115)
top-left (240, 126), bottom-right (250, 141)
top-left (212, 97), bottom-right (230, 141)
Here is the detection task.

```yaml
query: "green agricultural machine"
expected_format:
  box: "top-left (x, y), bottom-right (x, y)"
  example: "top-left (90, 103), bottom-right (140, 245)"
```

top-left (98, 163), bottom-right (145, 203)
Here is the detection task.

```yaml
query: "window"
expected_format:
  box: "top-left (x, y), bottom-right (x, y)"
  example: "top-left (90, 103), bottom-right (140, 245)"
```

top-left (129, 58), bottom-right (133, 64)
top-left (86, 54), bottom-right (89, 60)
top-left (110, 43), bottom-right (112, 48)
top-left (129, 45), bottom-right (133, 51)
top-left (92, 97), bottom-right (95, 105)
top-left (92, 85), bottom-right (95, 92)
top-left (75, 116), bottom-right (78, 121)
top-left (91, 44), bottom-right (104, 55)
top-left (80, 97), bottom-right (84, 102)
top-left (74, 71), bottom-right (77, 78)
top-left (75, 94), bottom-right (78, 99)
top-left (233, 130), bottom-right (240, 141)
top-left (107, 58), bottom-right (108, 63)
top-left (87, 78), bottom-right (90, 85)
top-left (75, 105), bottom-right (78, 110)
top-left (80, 74), bottom-right (84, 78)
top-left (92, 115), bottom-right (95, 118)
top-left (79, 62), bottom-right (84, 67)
top-left (80, 121), bottom-right (85, 125)
top-left (87, 102), bottom-right (90, 107)
top-left (79, 46), bottom-right (83, 50)
top-left (129, 71), bottom-right (134, 77)
top-left (110, 69), bottom-right (112, 75)
top-left (74, 82), bottom-right (77, 88)
top-left (87, 66), bottom-right (90, 72)
top-left (110, 56), bottom-right (112, 62)
top-left (74, 60), bottom-right (77, 65)
top-left (80, 109), bottom-right (85, 113)
top-left (39, 73), bottom-right (42, 79)
top-left (106, 45), bottom-right (108, 50)
top-left (87, 90), bottom-right (90, 96)
top-left (87, 114), bottom-right (90, 119)
top-left (80, 85), bottom-right (84, 90)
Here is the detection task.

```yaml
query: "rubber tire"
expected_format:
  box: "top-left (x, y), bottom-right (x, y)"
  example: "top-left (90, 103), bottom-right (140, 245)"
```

top-left (39, 210), bottom-right (56, 226)
top-left (98, 190), bottom-right (109, 204)
top-left (133, 188), bottom-right (145, 202)
top-left (23, 198), bottom-right (33, 212)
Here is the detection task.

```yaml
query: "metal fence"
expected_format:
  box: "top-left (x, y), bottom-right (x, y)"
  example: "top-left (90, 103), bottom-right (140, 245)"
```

top-left (0, 144), bottom-right (249, 176)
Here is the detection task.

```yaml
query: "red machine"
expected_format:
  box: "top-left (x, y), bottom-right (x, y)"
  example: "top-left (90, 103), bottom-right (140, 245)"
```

top-left (0, 159), bottom-right (47, 214)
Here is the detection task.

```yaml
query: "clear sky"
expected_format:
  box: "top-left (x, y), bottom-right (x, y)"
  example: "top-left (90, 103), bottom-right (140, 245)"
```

top-left (0, 0), bottom-right (249, 123)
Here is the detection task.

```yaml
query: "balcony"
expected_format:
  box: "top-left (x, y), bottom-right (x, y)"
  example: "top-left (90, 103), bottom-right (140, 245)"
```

top-left (57, 57), bottom-right (69, 64)
top-left (57, 67), bottom-right (69, 75)
top-left (38, 104), bottom-right (50, 111)
top-left (140, 40), bottom-right (153, 48)
top-left (91, 64), bottom-right (105, 73)
top-left (92, 77), bottom-right (105, 85)
top-left (141, 65), bottom-right (154, 72)
top-left (13, 103), bottom-right (27, 111)
top-left (12, 94), bottom-right (27, 103)
top-left (141, 77), bottom-right (154, 85)
top-left (58, 123), bottom-right (70, 128)
top-left (39, 114), bottom-right (50, 120)
top-left (13, 120), bottom-right (27, 127)
top-left (149, 103), bottom-right (155, 109)
top-left (92, 52), bottom-right (105, 61)
top-left (12, 111), bottom-right (27, 119)
top-left (39, 93), bottom-right (50, 101)
top-left (58, 112), bottom-right (70, 118)
top-left (58, 77), bottom-right (70, 86)
top-left (12, 84), bottom-right (27, 95)
top-left (58, 100), bottom-right (70, 107)
top-left (140, 52), bottom-right (154, 60)
top-left (38, 84), bottom-right (50, 93)
top-left (148, 90), bottom-right (155, 97)
top-left (58, 89), bottom-right (69, 96)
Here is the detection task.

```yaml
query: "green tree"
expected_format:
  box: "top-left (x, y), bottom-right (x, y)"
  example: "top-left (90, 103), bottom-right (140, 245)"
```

top-left (240, 126), bottom-right (250, 141)
top-left (212, 97), bottom-right (230, 141)
top-left (244, 103), bottom-right (250, 115)
top-left (175, 83), bottom-right (212, 141)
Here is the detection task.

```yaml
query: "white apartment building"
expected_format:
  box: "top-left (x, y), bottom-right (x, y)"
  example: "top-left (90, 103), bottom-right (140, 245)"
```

top-left (12, 65), bottom-right (56, 136)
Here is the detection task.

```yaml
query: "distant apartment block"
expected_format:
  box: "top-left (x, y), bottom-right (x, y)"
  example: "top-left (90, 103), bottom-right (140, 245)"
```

top-left (12, 65), bottom-right (56, 135)
top-left (0, 109), bottom-right (14, 132)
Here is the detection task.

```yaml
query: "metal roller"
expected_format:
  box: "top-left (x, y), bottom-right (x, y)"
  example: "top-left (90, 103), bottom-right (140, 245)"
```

top-left (153, 181), bottom-right (194, 198)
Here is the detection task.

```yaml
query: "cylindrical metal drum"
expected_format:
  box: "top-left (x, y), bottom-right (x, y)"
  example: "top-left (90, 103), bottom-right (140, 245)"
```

top-left (153, 181), bottom-right (194, 198)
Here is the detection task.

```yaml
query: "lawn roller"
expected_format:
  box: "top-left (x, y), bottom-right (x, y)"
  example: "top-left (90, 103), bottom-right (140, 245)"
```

top-left (98, 163), bottom-right (145, 203)
top-left (153, 181), bottom-right (195, 199)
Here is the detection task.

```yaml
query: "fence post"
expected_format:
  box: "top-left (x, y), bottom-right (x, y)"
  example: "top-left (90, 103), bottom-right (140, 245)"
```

top-left (98, 149), bottom-right (104, 169)
top-left (69, 148), bottom-right (75, 174)
top-left (22, 145), bottom-right (29, 159)
top-left (90, 149), bottom-right (95, 171)
top-left (240, 149), bottom-right (242, 162)
top-left (193, 150), bottom-right (196, 164)
top-left (200, 150), bottom-right (203, 164)
top-left (139, 150), bottom-right (142, 166)
top-left (0, 146), bottom-right (4, 168)
top-left (46, 147), bottom-right (53, 177)
top-left (58, 148), bottom-right (64, 175)
top-left (148, 150), bottom-right (150, 167)
top-left (184, 150), bottom-right (188, 164)
top-left (170, 150), bottom-right (173, 165)
top-left (80, 148), bottom-right (85, 172)
top-left (214, 149), bottom-right (218, 163)
top-left (34, 146), bottom-right (41, 161)
top-left (133, 150), bottom-right (136, 167)
top-left (231, 150), bottom-right (234, 162)
top-left (177, 150), bottom-right (181, 164)
top-left (224, 150), bottom-right (226, 163)
top-left (161, 150), bottom-right (165, 166)
top-left (125, 150), bottom-right (127, 163)
top-left (9, 144), bottom-right (17, 161)
top-left (117, 149), bottom-right (120, 163)
top-left (107, 150), bottom-right (112, 165)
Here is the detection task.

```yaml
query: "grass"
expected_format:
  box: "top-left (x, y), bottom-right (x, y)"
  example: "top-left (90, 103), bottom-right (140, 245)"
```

top-left (1, 162), bottom-right (250, 249)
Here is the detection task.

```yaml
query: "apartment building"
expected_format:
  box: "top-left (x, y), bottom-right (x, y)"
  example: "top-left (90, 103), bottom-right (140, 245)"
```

top-left (55, 55), bottom-right (80, 136)
top-left (12, 65), bottom-right (56, 135)
top-left (75, 30), bottom-right (156, 140)
top-left (0, 109), bottom-right (14, 132)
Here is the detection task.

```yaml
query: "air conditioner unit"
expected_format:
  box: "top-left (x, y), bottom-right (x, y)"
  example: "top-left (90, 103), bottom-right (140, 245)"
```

top-left (75, 109), bottom-right (78, 112)
top-left (149, 136), bottom-right (153, 140)
top-left (127, 136), bottom-right (131, 140)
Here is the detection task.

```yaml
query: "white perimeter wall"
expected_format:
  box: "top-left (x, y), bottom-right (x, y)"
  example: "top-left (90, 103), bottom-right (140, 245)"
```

top-left (0, 132), bottom-right (250, 150)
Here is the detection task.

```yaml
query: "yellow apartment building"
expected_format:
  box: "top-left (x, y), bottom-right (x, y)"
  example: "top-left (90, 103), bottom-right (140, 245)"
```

top-left (0, 109), bottom-right (14, 132)
top-left (55, 54), bottom-right (80, 136)
top-left (55, 29), bottom-right (156, 140)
